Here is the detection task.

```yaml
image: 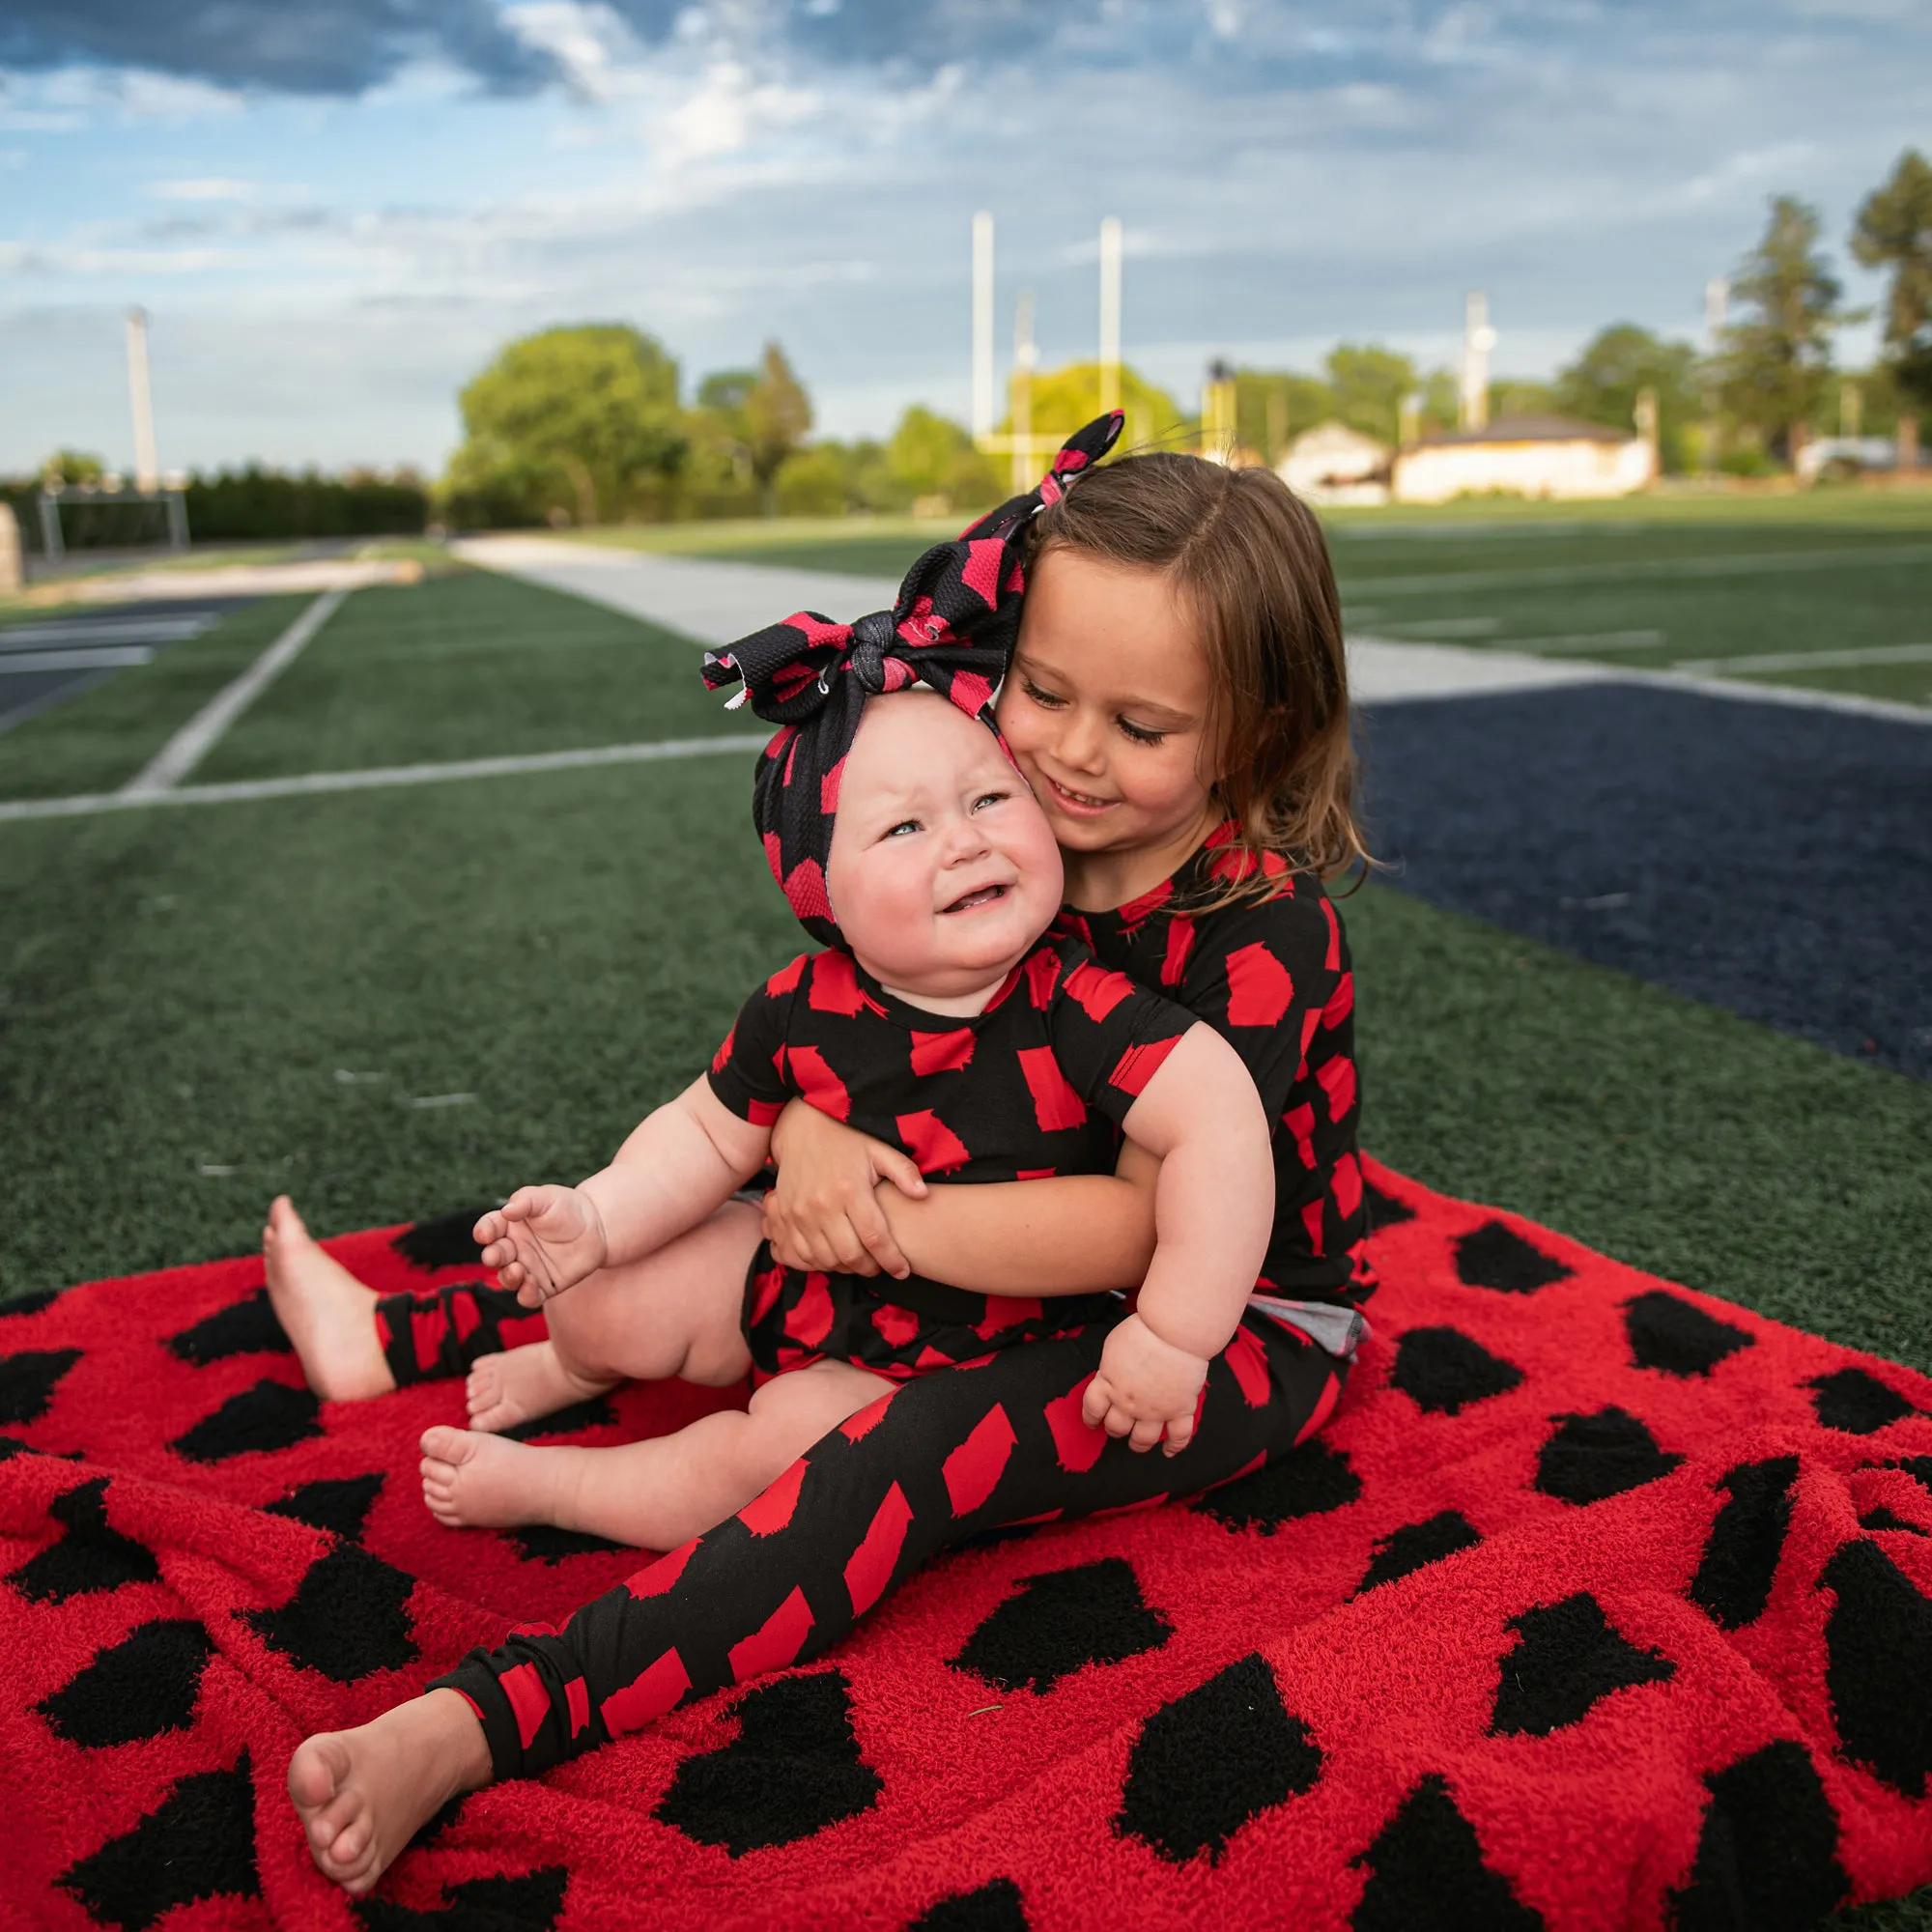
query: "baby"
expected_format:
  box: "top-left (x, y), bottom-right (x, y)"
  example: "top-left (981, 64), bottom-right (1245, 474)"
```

top-left (412, 676), bottom-right (1275, 1549)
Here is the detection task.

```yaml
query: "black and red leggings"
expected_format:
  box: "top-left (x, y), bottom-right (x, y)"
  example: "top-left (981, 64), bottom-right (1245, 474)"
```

top-left (423, 1310), bottom-right (1346, 1780)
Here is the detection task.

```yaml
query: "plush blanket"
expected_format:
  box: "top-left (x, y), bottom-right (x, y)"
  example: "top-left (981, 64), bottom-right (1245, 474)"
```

top-left (3, 1160), bottom-right (1929, 1932)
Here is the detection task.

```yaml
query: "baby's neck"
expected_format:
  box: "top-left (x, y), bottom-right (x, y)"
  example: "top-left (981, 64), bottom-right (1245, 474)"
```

top-left (857, 949), bottom-right (1035, 1020)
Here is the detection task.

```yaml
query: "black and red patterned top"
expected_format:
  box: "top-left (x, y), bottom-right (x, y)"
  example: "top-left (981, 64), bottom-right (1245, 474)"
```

top-left (1056, 823), bottom-right (1373, 1309)
top-left (706, 932), bottom-right (1195, 1333)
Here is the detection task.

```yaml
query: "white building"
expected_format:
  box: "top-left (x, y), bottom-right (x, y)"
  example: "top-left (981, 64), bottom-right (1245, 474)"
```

top-left (1277, 420), bottom-right (1391, 505)
top-left (1392, 414), bottom-right (1656, 504)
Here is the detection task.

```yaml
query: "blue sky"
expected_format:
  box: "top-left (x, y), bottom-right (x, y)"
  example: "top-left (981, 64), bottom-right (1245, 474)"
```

top-left (2, 1), bottom-right (1925, 476)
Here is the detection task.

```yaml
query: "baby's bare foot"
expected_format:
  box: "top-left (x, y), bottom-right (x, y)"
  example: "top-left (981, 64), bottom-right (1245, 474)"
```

top-left (420, 1424), bottom-right (567, 1529)
top-left (263, 1196), bottom-right (394, 1402)
top-left (467, 1341), bottom-right (614, 1434)
top-left (288, 1689), bottom-right (491, 1894)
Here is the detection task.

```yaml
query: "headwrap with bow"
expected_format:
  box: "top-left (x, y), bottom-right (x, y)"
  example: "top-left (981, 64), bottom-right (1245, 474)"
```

top-left (702, 410), bottom-right (1124, 945)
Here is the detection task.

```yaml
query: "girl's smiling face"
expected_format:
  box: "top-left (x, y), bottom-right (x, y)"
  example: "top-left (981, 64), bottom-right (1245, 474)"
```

top-left (995, 545), bottom-right (1221, 908)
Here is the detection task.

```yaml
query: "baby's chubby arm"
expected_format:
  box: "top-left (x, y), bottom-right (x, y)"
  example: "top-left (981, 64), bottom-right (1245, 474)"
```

top-left (1082, 1023), bottom-right (1273, 1454)
top-left (476, 1075), bottom-right (772, 1308)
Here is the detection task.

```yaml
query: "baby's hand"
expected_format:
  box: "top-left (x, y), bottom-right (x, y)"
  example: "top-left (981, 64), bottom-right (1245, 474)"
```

top-left (1081, 1312), bottom-right (1209, 1456)
top-left (473, 1187), bottom-right (609, 1308)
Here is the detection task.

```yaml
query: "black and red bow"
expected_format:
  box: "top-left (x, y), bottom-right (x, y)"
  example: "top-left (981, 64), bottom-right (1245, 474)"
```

top-left (703, 411), bottom-right (1123, 944)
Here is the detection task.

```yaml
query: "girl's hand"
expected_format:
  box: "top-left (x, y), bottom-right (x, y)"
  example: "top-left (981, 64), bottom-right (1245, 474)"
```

top-left (473, 1187), bottom-right (609, 1308)
top-left (1082, 1313), bottom-right (1209, 1456)
top-left (764, 1099), bottom-right (927, 1279)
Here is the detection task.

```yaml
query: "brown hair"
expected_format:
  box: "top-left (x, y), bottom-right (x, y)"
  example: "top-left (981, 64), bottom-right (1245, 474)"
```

top-left (1025, 449), bottom-right (1369, 898)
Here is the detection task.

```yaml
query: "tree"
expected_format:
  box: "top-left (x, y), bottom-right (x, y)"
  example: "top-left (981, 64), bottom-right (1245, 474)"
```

top-left (1324, 344), bottom-right (1416, 444)
top-left (1717, 196), bottom-right (1844, 465)
top-left (886, 406), bottom-right (1001, 510)
top-left (1851, 148), bottom-right (1932, 449)
top-left (743, 343), bottom-right (812, 513)
top-left (1003, 361), bottom-right (1187, 454)
top-left (1233, 369), bottom-right (1333, 462)
top-left (443, 326), bottom-right (685, 526)
top-left (1554, 325), bottom-right (1702, 471)
top-left (42, 449), bottom-right (105, 486)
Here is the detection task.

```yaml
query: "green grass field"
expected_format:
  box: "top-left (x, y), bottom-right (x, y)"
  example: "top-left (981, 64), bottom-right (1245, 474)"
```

top-left (2, 506), bottom-right (1928, 1929)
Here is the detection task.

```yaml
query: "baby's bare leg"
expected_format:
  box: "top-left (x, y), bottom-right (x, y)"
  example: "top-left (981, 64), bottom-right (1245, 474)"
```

top-left (422, 1357), bottom-right (892, 1549)
top-left (467, 1199), bottom-right (764, 1431)
top-left (288, 1688), bottom-right (490, 1894)
top-left (262, 1197), bottom-right (394, 1402)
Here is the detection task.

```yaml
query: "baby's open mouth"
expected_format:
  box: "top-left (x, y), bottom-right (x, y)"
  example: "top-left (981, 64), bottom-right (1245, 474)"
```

top-left (941, 883), bottom-right (1010, 915)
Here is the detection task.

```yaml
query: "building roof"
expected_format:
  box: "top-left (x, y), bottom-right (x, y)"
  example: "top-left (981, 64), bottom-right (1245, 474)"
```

top-left (1287, 418), bottom-right (1389, 457)
top-left (1412, 413), bottom-right (1629, 448)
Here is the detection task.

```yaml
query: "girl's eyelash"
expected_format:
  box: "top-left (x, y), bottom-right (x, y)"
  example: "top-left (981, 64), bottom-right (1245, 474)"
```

top-left (1023, 679), bottom-right (1065, 707)
top-left (1025, 675), bottom-right (1164, 745)
top-left (1120, 721), bottom-right (1166, 746)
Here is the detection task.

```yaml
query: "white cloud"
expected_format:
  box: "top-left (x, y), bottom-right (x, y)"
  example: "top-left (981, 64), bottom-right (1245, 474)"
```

top-left (146, 178), bottom-right (258, 202)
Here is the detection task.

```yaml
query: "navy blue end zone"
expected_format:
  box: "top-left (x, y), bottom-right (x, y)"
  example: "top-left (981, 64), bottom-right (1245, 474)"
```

top-left (1361, 683), bottom-right (1932, 1082)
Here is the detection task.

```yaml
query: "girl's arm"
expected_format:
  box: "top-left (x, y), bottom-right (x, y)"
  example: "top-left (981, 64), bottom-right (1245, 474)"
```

top-left (763, 1097), bottom-right (1158, 1293)
top-left (479, 1076), bottom-right (771, 1305)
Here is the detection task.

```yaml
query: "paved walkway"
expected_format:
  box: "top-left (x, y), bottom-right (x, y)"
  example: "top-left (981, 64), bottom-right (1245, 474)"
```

top-left (450, 536), bottom-right (1615, 704)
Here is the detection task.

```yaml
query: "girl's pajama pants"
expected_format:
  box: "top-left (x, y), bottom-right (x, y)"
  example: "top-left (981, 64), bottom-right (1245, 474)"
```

top-left (390, 1297), bottom-right (1346, 1780)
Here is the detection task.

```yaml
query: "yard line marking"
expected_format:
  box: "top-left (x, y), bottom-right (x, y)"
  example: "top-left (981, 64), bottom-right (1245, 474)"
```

top-left (0, 615), bottom-right (214, 647)
top-left (0, 732), bottom-right (768, 824)
top-left (0, 646), bottom-right (156, 673)
top-left (1342, 541), bottom-right (1932, 597)
top-left (1508, 630), bottom-right (1667, 654)
top-left (1627, 667), bottom-right (1932, 724)
top-left (1671, 641), bottom-right (1932, 675)
top-left (120, 588), bottom-right (347, 798)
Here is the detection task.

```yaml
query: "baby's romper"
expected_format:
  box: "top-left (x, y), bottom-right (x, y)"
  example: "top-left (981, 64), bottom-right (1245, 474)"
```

top-left (430, 836), bottom-right (1370, 1781)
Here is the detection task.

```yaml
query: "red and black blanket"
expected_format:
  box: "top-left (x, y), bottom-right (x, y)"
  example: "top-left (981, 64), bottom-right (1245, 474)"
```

top-left (3, 1159), bottom-right (1929, 1931)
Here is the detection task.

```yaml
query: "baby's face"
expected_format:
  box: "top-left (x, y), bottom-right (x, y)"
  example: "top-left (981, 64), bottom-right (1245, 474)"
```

top-left (825, 691), bottom-right (1065, 1005)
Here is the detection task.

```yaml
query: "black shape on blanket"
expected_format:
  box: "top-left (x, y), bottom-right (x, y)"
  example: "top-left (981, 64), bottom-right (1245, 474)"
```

top-left (1690, 1455), bottom-right (1798, 1631)
top-left (170, 1378), bottom-right (323, 1462)
top-left (1810, 1367), bottom-right (1918, 1435)
top-left (38, 1618), bottom-right (214, 1747)
top-left (354, 1866), bottom-right (570, 1932)
top-left (1488, 1591), bottom-right (1675, 1738)
top-left (1623, 1291), bottom-right (1752, 1378)
top-left (8, 1476), bottom-right (159, 1604)
top-left (655, 1668), bottom-right (883, 1855)
top-left (1389, 1326), bottom-right (1524, 1416)
top-left (1351, 1773), bottom-right (1543, 1931)
top-left (390, 1206), bottom-right (495, 1273)
top-left (265, 1471), bottom-right (386, 1542)
top-left (1453, 1221), bottom-right (1573, 1294)
top-left (1192, 1437), bottom-right (1362, 1533)
top-left (239, 1541), bottom-right (418, 1682)
top-left (1820, 1536), bottom-right (1932, 1799)
top-left (1534, 1407), bottom-right (1683, 1505)
top-left (911, 1878), bottom-right (1030, 1931)
top-left (58, 1753), bottom-right (260, 1931)
top-left (166, 1289), bottom-right (292, 1364)
top-left (951, 1556), bottom-right (1173, 1693)
top-left (1115, 1652), bottom-right (1321, 1866)
top-left (1356, 1511), bottom-right (1484, 1595)
top-left (0, 1346), bottom-right (83, 1425)
top-left (1667, 1741), bottom-right (1848, 1932)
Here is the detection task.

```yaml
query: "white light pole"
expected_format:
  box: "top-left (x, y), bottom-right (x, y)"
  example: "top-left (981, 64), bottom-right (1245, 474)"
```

top-left (1011, 291), bottom-right (1037, 493)
top-left (972, 212), bottom-right (996, 441)
top-left (1460, 291), bottom-right (1495, 433)
top-left (127, 306), bottom-right (159, 495)
top-left (1097, 215), bottom-right (1122, 415)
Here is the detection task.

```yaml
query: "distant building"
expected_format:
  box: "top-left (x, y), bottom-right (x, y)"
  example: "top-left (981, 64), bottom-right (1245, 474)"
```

top-left (1794, 436), bottom-right (1898, 483)
top-left (1392, 414), bottom-right (1655, 504)
top-left (1277, 420), bottom-right (1391, 505)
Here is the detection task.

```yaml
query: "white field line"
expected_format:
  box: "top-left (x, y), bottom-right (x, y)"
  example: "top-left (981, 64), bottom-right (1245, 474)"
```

top-left (1344, 540), bottom-right (1932, 598)
top-left (1505, 630), bottom-right (1668, 654)
top-left (0, 646), bottom-right (156, 673)
top-left (1627, 667), bottom-right (1932, 724)
top-left (1672, 640), bottom-right (1932, 675)
top-left (1370, 617), bottom-right (1500, 638)
top-left (0, 733), bottom-right (767, 825)
top-left (120, 588), bottom-right (346, 798)
top-left (0, 615), bottom-right (213, 647)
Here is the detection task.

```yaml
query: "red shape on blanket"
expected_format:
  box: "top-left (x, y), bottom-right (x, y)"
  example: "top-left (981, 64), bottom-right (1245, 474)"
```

top-left (2, 1160), bottom-right (1929, 1930)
